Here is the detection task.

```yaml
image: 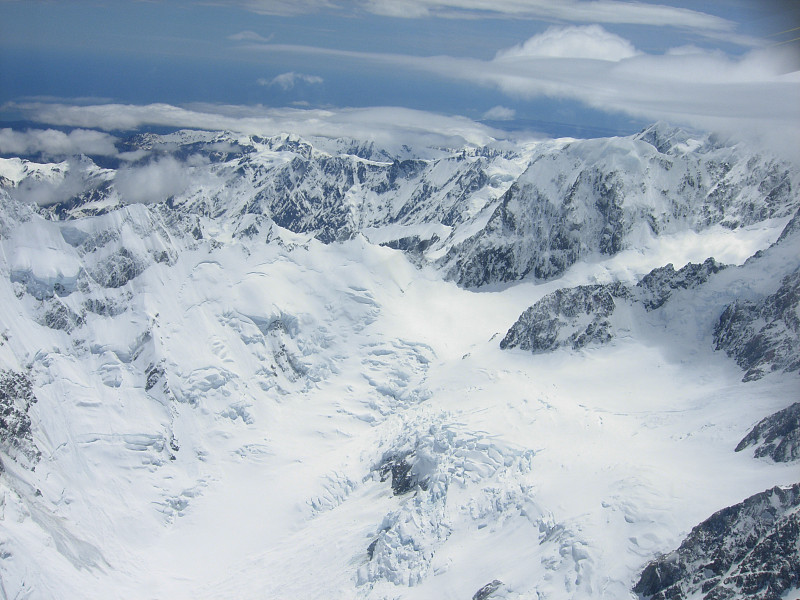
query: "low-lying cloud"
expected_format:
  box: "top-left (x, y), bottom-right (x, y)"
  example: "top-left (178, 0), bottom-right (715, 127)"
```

top-left (8, 103), bottom-right (501, 154)
top-left (0, 128), bottom-right (119, 157)
top-left (114, 157), bottom-right (190, 204)
top-left (7, 20), bottom-right (800, 162)
top-left (8, 159), bottom-right (95, 207)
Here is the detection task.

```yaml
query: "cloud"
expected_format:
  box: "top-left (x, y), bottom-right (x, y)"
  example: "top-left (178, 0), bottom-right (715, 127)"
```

top-left (8, 102), bottom-right (500, 154)
top-left (227, 0), bottom-right (736, 33)
top-left (0, 128), bottom-right (119, 157)
top-left (482, 106), bottom-right (515, 121)
top-left (232, 26), bottom-right (800, 160)
top-left (228, 30), bottom-right (274, 43)
top-left (258, 72), bottom-right (324, 90)
top-left (230, 0), bottom-right (338, 16)
top-left (8, 20), bottom-right (800, 161)
top-left (496, 25), bottom-right (639, 61)
top-left (114, 157), bottom-right (190, 204)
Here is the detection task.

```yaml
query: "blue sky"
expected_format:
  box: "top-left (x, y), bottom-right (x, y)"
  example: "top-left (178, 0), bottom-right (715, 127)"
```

top-left (0, 0), bottom-right (798, 150)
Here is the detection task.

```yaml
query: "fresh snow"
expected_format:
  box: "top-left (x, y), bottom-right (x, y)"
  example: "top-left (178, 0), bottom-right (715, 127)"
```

top-left (0, 126), bottom-right (798, 600)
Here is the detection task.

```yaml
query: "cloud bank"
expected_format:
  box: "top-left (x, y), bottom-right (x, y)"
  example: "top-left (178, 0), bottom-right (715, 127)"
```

top-left (235, 25), bottom-right (800, 159)
top-left (114, 157), bottom-right (191, 205)
top-left (5, 23), bottom-right (799, 160)
top-left (0, 128), bottom-right (119, 157)
top-left (6, 103), bottom-right (501, 154)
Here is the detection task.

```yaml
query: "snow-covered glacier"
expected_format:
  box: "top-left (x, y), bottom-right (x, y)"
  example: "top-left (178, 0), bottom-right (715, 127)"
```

top-left (0, 123), bottom-right (798, 599)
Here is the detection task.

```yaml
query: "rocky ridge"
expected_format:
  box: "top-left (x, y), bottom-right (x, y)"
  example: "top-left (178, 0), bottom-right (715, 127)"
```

top-left (634, 483), bottom-right (800, 600)
top-left (736, 402), bottom-right (800, 463)
top-left (2, 122), bottom-right (797, 290)
top-left (500, 257), bottom-right (727, 354)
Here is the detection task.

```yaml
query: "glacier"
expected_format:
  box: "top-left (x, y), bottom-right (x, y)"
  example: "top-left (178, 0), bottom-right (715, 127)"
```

top-left (0, 123), bottom-right (798, 599)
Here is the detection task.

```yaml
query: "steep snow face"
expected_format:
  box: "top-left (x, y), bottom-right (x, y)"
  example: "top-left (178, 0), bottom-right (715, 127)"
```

top-left (0, 124), bottom-right (798, 600)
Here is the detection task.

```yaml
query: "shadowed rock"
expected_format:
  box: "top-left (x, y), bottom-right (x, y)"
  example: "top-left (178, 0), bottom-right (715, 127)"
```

top-left (736, 402), bottom-right (800, 462)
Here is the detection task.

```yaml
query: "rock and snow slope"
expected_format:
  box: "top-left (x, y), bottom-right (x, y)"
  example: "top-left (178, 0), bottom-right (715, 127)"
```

top-left (0, 123), bottom-right (798, 599)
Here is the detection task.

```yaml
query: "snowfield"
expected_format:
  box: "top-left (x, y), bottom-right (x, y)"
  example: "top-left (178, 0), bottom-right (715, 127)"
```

top-left (0, 124), bottom-right (798, 600)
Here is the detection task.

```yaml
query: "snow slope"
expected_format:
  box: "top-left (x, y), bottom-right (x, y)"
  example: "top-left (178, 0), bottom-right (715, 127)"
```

top-left (0, 124), bottom-right (798, 600)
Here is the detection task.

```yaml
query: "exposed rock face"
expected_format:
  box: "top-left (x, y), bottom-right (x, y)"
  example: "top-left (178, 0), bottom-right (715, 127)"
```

top-left (714, 268), bottom-right (800, 381)
top-left (0, 370), bottom-right (40, 469)
top-left (441, 127), bottom-right (797, 287)
top-left (500, 282), bottom-right (630, 353)
top-left (636, 258), bottom-right (727, 311)
top-left (473, 579), bottom-right (504, 600)
top-left (39, 297), bottom-right (85, 332)
top-left (634, 483), bottom-right (800, 600)
top-left (736, 403), bottom-right (800, 462)
top-left (500, 258), bottom-right (728, 354)
top-left (377, 452), bottom-right (425, 496)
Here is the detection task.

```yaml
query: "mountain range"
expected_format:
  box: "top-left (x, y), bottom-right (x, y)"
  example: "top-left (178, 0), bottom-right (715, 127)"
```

top-left (0, 122), bottom-right (797, 599)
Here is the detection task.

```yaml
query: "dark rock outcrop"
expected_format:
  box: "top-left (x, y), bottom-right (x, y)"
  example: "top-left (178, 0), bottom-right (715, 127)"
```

top-left (40, 298), bottom-right (84, 332)
top-left (0, 370), bottom-right (40, 469)
top-left (634, 483), bottom-right (800, 600)
top-left (714, 268), bottom-right (800, 381)
top-left (473, 579), bottom-right (504, 600)
top-left (736, 402), bottom-right (800, 462)
top-left (90, 247), bottom-right (146, 288)
top-left (500, 282), bottom-right (630, 353)
top-left (377, 452), bottom-right (427, 496)
top-left (500, 257), bottom-right (729, 354)
top-left (636, 258), bottom-right (727, 311)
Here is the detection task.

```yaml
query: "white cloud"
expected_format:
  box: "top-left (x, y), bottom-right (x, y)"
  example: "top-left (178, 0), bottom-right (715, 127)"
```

top-left (10, 22), bottom-right (800, 161)
top-left (258, 72), bottom-right (324, 90)
top-left (232, 0), bottom-right (338, 16)
top-left (219, 0), bottom-right (745, 43)
top-left (496, 25), bottom-right (639, 61)
top-left (114, 157), bottom-right (190, 204)
top-left (0, 128), bottom-right (118, 157)
top-left (228, 30), bottom-right (274, 43)
top-left (232, 26), bottom-right (800, 160)
top-left (226, 0), bottom-right (736, 34)
top-left (482, 106), bottom-right (515, 121)
top-left (10, 102), bottom-right (500, 154)
top-left (366, 0), bottom-right (733, 32)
